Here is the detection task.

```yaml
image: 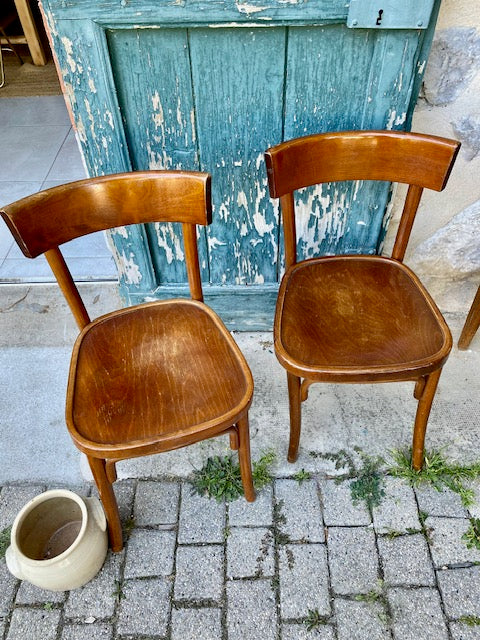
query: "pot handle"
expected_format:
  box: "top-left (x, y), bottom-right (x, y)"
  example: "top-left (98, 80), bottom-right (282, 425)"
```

top-left (5, 545), bottom-right (25, 581)
top-left (87, 497), bottom-right (107, 532)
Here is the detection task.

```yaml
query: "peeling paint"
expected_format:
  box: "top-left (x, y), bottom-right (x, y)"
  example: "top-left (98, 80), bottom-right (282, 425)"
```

top-left (154, 222), bottom-right (185, 263)
top-left (208, 237), bottom-right (227, 251)
top-left (88, 77), bottom-right (97, 94)
top-left (115, 226), bottom-right (129, 239)
top-left (61, 36), bottom-right (77, 73)
top-left (235, 3), bottom-right (267, 15)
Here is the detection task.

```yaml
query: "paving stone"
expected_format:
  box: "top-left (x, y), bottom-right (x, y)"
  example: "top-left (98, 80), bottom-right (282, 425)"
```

top-left (227, 579), bottom-right (277, 640)
top-left (227, 527), bottom-right (274, 578)
top-left (64, 550), bottom-right (124, 619)
top-left (171, 607), bottom-right (222, 640)
top-left (178, 485), bottom-right (225, 544)
top-left (0, 560), bottom-right (18, 617)
top-left (282, 623), bottom-right (335, 639)
top-left (15, 581), bottom-right (66, 605)
top-left (437, 566), bottom-right (480, 618)
top-left (0, 485), bottom-right (45, 530)
top-left (372, 477), bottom-right (420, 534)
top-left (117, 578), bottom-right (170, 637)
top-left (60, 622), bottom-right (113, 640)
top-left (415, 485), bottom-right (468, 518)
top-left (133, 480), bottom-right (179, 526)
top-left (6, 608), bottom-right (61, 640)
top-left (320, 478), bottom-right (371, 526)
top-left (387, 587), bottom-right (449, 640)
top-left (378, 533), bottom-right (435, 586)
top-left (465, 479), bottom-right (480, 519)
top-left (113, 479), bottom-right (136, 525)
top-left (449, 622), bottom-right (480, 640)
top-left (124, 529), bottom-right (176, 578)
top-left (335, 598), bottom-right (390, 640)
top-left (426, 517), bottom-right (480, 567)
top-left (328, 527), bottom-right (379, 595)
top-left (279, 544), bottom-right (330, 618)
top-left (275, 479), bottom-right (324, 542)
top-left (228, 485), bottom-right (273, 526)
top-left (174, 545), bottom-right (223, 601)
top-left (0, 618), bottom-right (6, 639)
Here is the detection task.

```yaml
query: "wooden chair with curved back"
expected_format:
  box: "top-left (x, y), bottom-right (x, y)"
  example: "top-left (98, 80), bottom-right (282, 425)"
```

top-left (265, 130), bottom-right (460, 470)
top-left (1, 171), bottom-right (256, 551)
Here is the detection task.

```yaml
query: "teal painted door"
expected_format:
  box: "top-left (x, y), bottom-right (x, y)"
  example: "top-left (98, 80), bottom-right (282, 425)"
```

top-left (40, 0), bottom-right (441, 328)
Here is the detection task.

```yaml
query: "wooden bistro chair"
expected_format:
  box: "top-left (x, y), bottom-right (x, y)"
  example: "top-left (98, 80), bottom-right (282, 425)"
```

top-left (458, 284), bottom-right (480, 350)
top-left (1, 171), bottom-right (256, 551)
top-left (265, 130), bottom-right (460, 471)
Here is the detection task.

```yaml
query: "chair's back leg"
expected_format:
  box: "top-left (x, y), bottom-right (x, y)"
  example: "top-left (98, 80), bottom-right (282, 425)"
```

top-left (411, 368), bottom-right (442, 470)
top-left (236, 415), bottom-right (255, 502)
top-left (458, 284), bottom-right (480, 350)
top-left (88, 456), bottom-right (123, 552)
top-left (287, 372), bottom-right (302, 463)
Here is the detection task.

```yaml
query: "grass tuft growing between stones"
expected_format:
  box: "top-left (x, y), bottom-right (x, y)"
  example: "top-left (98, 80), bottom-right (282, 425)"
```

top-left (459, 615), bottom-right (480, 626)
top-left (388, 448), bottom-right (480, 507)
top-left (191, 450), bottom-right (276, 502)
top-left (350, 449), bottom-right (386, 510)
top-left (462, 518), bottom-right (480, 551)
top-left (292, 469), bottom-right (312, 485)
top-left (303, 608), bottom-right (329, 631)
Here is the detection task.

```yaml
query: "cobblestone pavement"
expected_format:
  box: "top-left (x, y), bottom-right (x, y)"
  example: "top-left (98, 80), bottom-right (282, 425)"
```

top-left (2, 475), bottom-right (480, 640)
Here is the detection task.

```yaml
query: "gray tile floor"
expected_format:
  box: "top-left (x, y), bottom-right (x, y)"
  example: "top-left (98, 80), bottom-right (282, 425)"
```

top-left (0, 96), bottom-right (117, 283)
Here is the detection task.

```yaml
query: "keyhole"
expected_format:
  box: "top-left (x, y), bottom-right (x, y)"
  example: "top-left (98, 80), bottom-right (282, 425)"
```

top-left (376, 9), bottom-right (384, 25)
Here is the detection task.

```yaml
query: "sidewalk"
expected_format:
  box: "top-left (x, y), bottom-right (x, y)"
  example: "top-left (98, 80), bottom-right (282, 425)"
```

top-left (1, 315), bottom-right (480, 639)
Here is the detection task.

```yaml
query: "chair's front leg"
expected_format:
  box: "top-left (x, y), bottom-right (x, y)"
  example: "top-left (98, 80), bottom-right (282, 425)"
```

top-left (287, 371), bottom-right (302, 463)
top-left (237, 415), bottom-right (256, 502)
top-left (412, 369), bottom-right (442, 471)
top-left (88, 456), bottom-right (124, 552)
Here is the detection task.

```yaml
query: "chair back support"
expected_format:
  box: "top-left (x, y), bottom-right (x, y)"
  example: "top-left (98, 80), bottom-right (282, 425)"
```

top-left (265, 130), bottom-right (460, 268)
top-left (0, 171), bottom-right (212, 328)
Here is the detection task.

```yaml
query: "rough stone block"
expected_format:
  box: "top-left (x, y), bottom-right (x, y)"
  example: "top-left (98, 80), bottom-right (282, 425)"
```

top-left (275, 479), bottom-right (324, 542)
top-left (171, 608), bottom-right (222, 640)
top-left (178, 485), bottom-right (225, 544)
top-left (437, 566), bottom-right (480, 618)
top-left (6, 608), bottom-right (61, 640)
top-left (335, 598), bottom-right (390, 640)
top-left (112, 479), bottom-right (136, 525)
top-left (228, 486), bottom-right (273, 526)
top-left (282, 623), bottom-right (335, 640)
top-left (174, 545), bottom-right (224, 602)
top-left (133, 480), bottom-right (179, 526)
top-left (387, 587), bottom-right (449, 640)
top-left (227, 527), bottom-right (274, 578)
top-left (426, 517), bottom-right (480, 567)
top-left (0, 485), bottom-right (45, 530)
top-left (449, 622), bottom-right (480, 640)
top-left (279, 544), bottom-right (330, 618)
top-left (60, 623), bottom-right (113, 640)
top-left (378, 533), bottom-right (435, 586)
top-left (0, 561), bottom-right (18, 617)
top-left (116, 578), bottom-right (171, 636)
top-left (328, 527), bottom-right (379, 595)
top-left (372, 477), bottom-right (420, 534)
top-left (415, 485), bottom-right (468, 519)
top-left (320, 478), bottom-right (370, 526)
top-left (227, 580), bottom-right (277, 640)
top-left (123, 529), bottom-right (176, 579)
top-left (64, 550), bottom-right (124, 619)
top-left (15, 581), bottom-right (66, 605)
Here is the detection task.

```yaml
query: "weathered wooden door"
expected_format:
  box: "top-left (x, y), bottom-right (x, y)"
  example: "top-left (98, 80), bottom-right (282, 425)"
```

top-left (41, 0), bottom-right (441, 328)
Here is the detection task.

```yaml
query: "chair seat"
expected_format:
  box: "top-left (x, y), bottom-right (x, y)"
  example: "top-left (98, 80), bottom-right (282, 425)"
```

top-left (67, 299), bottom-right (253, 452)
top-left (274, 255), bottom-right (452, 383)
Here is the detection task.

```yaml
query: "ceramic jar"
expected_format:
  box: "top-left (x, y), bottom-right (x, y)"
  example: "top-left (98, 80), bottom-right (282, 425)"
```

top-left (5, 489), bottom-right (108, 591)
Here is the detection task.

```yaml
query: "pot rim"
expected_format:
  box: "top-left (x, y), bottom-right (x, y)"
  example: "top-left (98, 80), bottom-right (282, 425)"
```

top-left (11, 489), bottom-right (88, 566)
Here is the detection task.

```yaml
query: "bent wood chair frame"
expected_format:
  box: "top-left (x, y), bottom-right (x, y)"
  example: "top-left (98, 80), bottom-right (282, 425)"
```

top-left (265, 130), bottom-right (460, 470)
top-left (1, 171), bottom-right (256, 551)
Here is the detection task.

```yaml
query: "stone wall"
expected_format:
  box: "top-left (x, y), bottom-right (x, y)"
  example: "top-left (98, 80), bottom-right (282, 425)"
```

top-left (384, 0), bottom-right (480, 313)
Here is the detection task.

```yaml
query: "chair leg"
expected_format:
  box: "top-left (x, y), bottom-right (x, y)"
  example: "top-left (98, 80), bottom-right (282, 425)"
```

top-left (229, 430), bottom-right (239, 450)
top-left (458, 284), bottom-right (480, 350)
top-left (236, 415), bottom-right (256, 502)
top-left (411, 369), bottom-right (442, 471)
top-left (287, 371), bottom-right (302, 463)
top-left (88, 456), bottom-right (124, 552)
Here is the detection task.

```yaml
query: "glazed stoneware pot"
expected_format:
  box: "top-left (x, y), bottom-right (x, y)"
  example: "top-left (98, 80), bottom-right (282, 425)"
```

top-left (5, 489), bottom-right (108, 591)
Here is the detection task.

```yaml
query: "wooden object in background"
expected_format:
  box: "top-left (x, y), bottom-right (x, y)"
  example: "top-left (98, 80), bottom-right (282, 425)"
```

top-left (10, 0), bottom-right (47, 65)
top-left (458, 285), bottom-right (480, 350)
top-left (1, 171), bottom-right (256, 551)
top-left (265, 130), bottom-right (460, 470)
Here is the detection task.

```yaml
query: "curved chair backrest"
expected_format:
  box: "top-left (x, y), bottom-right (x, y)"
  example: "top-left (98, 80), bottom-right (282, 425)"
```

top-left (0, 171), bottom-right (212, 328)
top-left (265, 130), bottom-right (460, 268)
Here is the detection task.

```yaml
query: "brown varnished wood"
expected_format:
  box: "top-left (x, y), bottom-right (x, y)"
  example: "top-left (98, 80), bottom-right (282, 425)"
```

top-left (458, 284), bottom-right (480, 350)
top-left (1, 171), bottom-right (255, 550)
top-left (266, 130), bottom-right (459, 468)
top-left (0, 171), bottom-right (212, 258)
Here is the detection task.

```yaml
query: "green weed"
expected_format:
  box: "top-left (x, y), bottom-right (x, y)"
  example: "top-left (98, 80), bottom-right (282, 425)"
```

top-left (304, 608), bottom-right (328, 631)
top-left (350, 449), bottom-right (386, 510)
top-left (191, 451), bottom-right (276, 502)
top-left (43, 602), bottom-right (54, 611)
top-left (111, 579), bottom-right (125, 602)
top-left (389, 448), bottom-right (480, 507)
top-left (462, 518), bottom-right (480, 551)
top-left (0, 526), bottom-right (11, 560)
top-left (292, 469), bottom-right (311, 485)
top-left (459, 615), bottom-right (480, 626)
top-left (355, 580), bottom-right (385, 604)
